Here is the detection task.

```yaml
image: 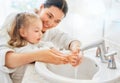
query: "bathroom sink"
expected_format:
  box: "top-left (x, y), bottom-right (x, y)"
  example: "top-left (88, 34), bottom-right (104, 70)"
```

top-left (35, 49), bottom-right (120, 83)
top-left (35, 55), bottom-right (99, 83)
top-left (35, 39), bottom-right (120, 83)
top-left (46, 56), bottom-right (99, 80)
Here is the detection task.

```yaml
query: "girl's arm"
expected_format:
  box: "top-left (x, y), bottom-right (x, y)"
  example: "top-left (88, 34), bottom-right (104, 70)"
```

top-left (5, 49), bottom-right (68, 68)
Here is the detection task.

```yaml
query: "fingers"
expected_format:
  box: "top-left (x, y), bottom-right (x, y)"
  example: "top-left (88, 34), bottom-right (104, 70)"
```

top-left (49, 48), bottom-right (69, 64)
top-left (72, 57), bottom-right (83, 67)
top-left (60, 57), bottom-right (69, 64)
top-left (50, 48), bottom-right (65, 56)
top-left (47, 48), bottom-right (83, 66)
top-left (52, 53), bottom-right (68, 65)
top-left (71, 47), bottom-right (80, 55)
top-left (38, 49), bottom-right (68, 65)
top-left (68, 54), bottom-right (83, 67)
top-left (69, 40), bottom-right (81, 53)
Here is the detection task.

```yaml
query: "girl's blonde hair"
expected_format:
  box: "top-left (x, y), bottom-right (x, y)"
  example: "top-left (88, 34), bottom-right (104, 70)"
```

top-left (8, 12), bottom-right (39, 47)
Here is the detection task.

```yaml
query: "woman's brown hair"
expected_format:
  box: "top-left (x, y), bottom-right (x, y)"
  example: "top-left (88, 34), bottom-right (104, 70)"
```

top-left (35, 0), bottom-right (68, 17)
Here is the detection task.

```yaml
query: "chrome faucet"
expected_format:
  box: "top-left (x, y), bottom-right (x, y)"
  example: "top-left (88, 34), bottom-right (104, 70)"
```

top-left (96, 42), bottom-right (117, 69)
top-left (80, 39), bottom-right (117, 69)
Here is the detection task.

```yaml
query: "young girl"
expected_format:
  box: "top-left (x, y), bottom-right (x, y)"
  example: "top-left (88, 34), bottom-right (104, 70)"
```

top-left (7, 12), bottom-right (79, 83)
top-left (7, 12), bottom-right (43, 83)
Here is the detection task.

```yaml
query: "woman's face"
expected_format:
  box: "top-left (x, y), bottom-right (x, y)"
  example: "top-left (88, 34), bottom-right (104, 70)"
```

top-left (39, 5), bottom-right (65, 32)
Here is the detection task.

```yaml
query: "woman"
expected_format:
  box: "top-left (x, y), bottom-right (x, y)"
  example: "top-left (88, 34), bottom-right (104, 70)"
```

top-left (0, 0), bottom-right (82, 82)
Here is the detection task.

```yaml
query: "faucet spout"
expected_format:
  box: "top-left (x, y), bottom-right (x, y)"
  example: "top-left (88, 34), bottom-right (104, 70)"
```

top-left (81, 39), bottom-right (108, 63)
top-left (98, 43), bottom-right (108, 63)
top-left (81, 39), bottom-right (104, 51)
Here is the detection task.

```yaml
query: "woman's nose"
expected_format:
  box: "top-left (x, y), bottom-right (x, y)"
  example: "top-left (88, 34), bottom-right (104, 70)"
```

top-left (48, 20), bottom-right (56, 27)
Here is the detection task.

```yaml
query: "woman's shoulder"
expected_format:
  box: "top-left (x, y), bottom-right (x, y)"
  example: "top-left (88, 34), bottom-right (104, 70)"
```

top-left (47, 28), bottom-right (61, 33)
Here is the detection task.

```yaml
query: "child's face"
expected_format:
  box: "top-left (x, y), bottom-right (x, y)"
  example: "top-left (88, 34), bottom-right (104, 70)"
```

top-left (20, 19), bottom-right (43, 44)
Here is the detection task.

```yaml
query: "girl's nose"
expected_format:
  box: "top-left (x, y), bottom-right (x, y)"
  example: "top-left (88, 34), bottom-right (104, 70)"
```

top-left (39, 31), bottom-right (43, 38)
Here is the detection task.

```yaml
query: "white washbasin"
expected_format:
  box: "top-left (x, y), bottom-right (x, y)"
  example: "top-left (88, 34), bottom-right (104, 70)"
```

top-left (46, 56), bottom-right (99, 80)
top-left (35, 49), bottom-right (120, 83)
top-left (35, 53), bottom-right (99, 83)
top-left (34, 39), bottom-right (120, 83)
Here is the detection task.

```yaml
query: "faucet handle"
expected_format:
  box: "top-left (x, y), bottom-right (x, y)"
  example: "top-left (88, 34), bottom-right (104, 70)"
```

top-left (105, 51), bottom-right (117, 69)
top-left (105, 51), bottom-right (117, 57)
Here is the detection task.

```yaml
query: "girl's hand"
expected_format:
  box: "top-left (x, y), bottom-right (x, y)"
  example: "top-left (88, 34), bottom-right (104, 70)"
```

top-left (36, 49), bottom-right (68, 65)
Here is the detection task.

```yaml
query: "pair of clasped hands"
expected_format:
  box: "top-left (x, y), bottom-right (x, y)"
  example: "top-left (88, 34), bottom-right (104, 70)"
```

top-left (50, 42), bottom-right (83, 67)
top-left (50, 48), bottom-right (83, 67)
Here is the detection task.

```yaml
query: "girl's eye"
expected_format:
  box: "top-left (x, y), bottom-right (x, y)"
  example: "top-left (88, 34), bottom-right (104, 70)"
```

top-left (35, 30), bottom-right (39, 32)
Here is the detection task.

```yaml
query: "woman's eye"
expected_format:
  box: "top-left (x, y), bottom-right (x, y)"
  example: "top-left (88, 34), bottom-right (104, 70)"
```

top-left (48, 14), bottom-right (52, 19)
top-left (55, 20), bottom-right (60, 24)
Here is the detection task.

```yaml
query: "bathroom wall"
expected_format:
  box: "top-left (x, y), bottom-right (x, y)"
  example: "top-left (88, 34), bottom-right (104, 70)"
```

top-left (58, 0), bottom-right (105, 45)
top-left (58, 0), bottom-right (120, 62)
top-left (57, 13), bottom-right (103, 45)
top-left (0, 0), bottom-right (11, 28)
top-left (104, 0), bottom-right (120, 61)
top-left (0, 0), bottom-right (21, 29)
top-left (0, 0), bottom-right (43, 28)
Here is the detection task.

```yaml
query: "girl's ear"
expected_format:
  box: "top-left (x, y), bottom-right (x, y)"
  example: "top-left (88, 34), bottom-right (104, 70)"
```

top-left (19, 28), bottom-right (26, 38)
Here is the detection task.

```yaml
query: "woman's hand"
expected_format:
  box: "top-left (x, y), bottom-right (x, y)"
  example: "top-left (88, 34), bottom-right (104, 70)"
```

top-left (70, 52), bottom-right (83, 67)
top-left (69, 40), bottom-right (83, 66)
top-left (69, 40), bottom-right (81, 53)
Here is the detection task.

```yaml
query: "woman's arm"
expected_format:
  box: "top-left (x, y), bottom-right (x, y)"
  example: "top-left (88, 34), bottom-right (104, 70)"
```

top-left (5, 49), bottom-right (68, 68)
top-left (43, 28), bottom-right (77, 50)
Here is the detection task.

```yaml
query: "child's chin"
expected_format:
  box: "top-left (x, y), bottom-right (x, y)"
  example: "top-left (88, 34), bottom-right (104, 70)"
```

top-left (31, 42), bottom-right (39, 44)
